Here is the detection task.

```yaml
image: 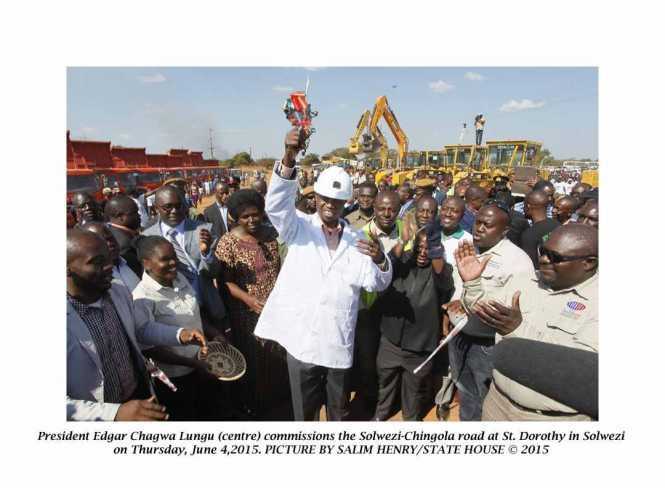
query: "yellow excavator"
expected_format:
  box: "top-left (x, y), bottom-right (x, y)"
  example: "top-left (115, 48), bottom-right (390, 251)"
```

top-left (348, 110), bottom-right (372, 155)
top-left (368, 96), bottom-right (408, 169)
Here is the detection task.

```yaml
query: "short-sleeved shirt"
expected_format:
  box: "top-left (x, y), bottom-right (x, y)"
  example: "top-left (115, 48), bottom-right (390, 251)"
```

top-left (489, 273), bottom-right (599, 413)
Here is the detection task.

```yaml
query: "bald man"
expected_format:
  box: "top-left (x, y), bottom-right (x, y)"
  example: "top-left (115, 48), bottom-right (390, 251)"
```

top-left (81, 221), bottom-right (140, 292)
top-left (66, 229), bottom-right (207, 421)
top-left (72, 191), bottom-right (101, 226)
top-left (449, 203), bottom-right (536, 421)
top-left (456, 224), bottom-right (598, 420)
top-left (552, 196), bottom-right (580, 225)
top-left (352, 190), bottom-right (404, 418)
top-left (252, 179), bottom-right (267, 199)
top-left (460, 185), bottom-right (487, 233)
top-left (520, 190), bottom-right (560, 268)
top-left (577, 200), bottom-right (598, 228)
top-left (105, 195), bottom-right (143, 277)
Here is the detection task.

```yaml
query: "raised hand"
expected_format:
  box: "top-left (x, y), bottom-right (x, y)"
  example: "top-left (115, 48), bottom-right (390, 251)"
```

top-left (473, 291), bottom-right (523, 335)
top-left (199, 228), bottom-right (212, 254)
top-left (454, 240), bottom-right (491, 282)
top-left (357, 232), bottom-right (385, 265)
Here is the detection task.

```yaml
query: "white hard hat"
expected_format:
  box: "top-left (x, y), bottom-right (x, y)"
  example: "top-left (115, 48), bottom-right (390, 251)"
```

top-left (313, 166), bottom-right (352, 200)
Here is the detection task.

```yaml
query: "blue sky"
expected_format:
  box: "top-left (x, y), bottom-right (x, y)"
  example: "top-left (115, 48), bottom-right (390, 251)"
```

top-left (67, 67), bottom-right (598, 160)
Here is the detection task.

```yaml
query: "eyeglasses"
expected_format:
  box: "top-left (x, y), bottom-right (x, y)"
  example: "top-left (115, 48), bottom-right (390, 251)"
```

top-left (538, 244), bottom-right (597, 264)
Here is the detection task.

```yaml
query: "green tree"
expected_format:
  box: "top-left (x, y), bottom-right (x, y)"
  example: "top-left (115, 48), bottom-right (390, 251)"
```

top-left (231, 151), bottom-right (253, 165)
top-left (323, 147), bottom-right (353, 160)
top-left (301, 153), bottom-right (320, 166)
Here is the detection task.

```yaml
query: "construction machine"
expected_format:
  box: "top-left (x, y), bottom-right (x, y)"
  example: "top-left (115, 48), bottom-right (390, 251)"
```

top-left (485, 140), bottom-right (543, 195)
top-left (367, 96), bottom-right (409, 170)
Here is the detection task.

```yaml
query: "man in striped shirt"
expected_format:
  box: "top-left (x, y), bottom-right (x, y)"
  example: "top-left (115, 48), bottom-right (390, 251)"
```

top-left (67, 229), bottom-right (207, 421)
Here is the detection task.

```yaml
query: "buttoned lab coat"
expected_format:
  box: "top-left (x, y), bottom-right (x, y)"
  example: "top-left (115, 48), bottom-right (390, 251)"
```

top-left (254, 171), bottom-right (393, 370)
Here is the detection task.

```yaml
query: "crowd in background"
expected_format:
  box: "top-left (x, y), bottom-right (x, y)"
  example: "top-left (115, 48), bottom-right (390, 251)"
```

top-left (66, 136), bottom-right (599, 422)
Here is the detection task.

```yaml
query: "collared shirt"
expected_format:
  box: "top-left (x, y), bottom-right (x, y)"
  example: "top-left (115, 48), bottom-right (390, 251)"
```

top-left (216, 202), bottom-right (229, 231)
top-left (345, 209), bottom-right (374, 230)
top-left (132, 272), bottom-right (202, 378)
top-left (484, 273), bottom-right (598, 413)
top-left (67, 294), bottom-right (139, 403)
top-left (459, 238), bottom-right (537, 338)
top-left (159, 219), bottom-right (213, 268)
top-left (112, 257), bottom-right (141, 292)
top-left (321, 223), bottom-right (343, 256)
top-left (160, 220), bottom-right (187, 251)
top-left (441, 225), bottom-right (472, 264)
top-left (364, 219), bottom-right (401, 254)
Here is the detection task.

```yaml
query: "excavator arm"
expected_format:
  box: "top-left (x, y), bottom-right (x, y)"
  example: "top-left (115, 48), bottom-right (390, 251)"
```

top-left (348, 110), bottom-right (371, 154)
top-left (368, 96), bottom-right (409, 169)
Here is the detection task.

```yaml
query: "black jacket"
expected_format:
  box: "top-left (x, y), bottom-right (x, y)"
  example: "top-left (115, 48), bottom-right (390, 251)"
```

top-left (373, 253), bottom-right (454, 353)
top-left (203, 203), bottom-right (228, 238)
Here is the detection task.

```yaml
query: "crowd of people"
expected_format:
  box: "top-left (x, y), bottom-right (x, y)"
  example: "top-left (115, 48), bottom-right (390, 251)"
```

top-left (67, 128), bottom-right (599, 422)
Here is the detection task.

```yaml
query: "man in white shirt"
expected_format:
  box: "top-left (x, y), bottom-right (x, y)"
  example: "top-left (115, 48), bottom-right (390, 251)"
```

top-left (440, 196), bottom-right (472, 265)
top-left (254, 128), bottom-right (393, 421)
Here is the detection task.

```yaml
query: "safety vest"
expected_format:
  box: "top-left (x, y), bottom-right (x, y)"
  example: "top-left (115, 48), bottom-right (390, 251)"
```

top-left (360, 219), bottom-right (409, 308)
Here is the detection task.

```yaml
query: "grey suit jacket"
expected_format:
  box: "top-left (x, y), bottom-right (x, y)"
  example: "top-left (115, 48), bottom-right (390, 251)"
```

top-left (142, 219), bottom-right (227, 324)
top-left (66, 283), bottom-right (182, 421)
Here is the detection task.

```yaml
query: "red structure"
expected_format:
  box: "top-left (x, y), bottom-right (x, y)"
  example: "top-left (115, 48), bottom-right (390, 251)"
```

top-left (67, 131), bottom-right (224, 200)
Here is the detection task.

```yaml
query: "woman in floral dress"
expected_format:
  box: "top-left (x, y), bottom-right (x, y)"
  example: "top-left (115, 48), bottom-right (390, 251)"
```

top-left (215, 189), bottom-right (291, 419)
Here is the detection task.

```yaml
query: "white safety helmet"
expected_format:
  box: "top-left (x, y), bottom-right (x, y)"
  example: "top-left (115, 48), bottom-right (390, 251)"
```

top-left (313, 166), bottom-right (352, 201)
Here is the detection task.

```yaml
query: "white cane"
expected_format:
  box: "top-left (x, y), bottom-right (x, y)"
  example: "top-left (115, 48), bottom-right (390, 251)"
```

top-left (413, 315), bottom-right (468, 375)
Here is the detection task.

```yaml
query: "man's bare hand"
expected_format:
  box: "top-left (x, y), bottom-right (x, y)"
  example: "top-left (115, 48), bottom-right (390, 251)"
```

top-left (245, 296), bottom-right (265, 314)
top-left (442, 300), bottom-right (465, 336)
top-left (357, 232), bottom-right (385, 265)
top-left (179, 329), bottom-right (208, 357)
top-left (115, 396), bottom-right (168, 421)
top-left (473, 291), bottom-right (523, 335)
top-left (199, 228), bottom-right (212, 254)
top-left (283, 128), bottom-right (308, 165)
top-left (454, 240), bottom-right (491, 282)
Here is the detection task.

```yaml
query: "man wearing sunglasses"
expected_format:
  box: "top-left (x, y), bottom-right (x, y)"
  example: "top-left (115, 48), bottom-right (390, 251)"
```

top-left (456, 223), bottom-right (598, 420)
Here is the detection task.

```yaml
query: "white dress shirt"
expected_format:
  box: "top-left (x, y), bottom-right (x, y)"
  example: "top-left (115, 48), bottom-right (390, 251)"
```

top-left (132, 272), bottom-right (202, 378)
top-left (217, 202), bottom-right (229, 231)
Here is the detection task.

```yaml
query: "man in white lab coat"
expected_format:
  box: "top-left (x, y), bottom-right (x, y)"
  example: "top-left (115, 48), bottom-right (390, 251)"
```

top-left (254, 129), bottom-right (393, 421)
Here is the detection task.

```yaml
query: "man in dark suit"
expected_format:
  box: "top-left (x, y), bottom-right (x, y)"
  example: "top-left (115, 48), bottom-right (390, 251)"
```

top-left (142, 186), bottom-right (227, 339)
top-left (105, 194), bottom-right (143, 277)
top-left (203, 181), bottom-right (231, 237)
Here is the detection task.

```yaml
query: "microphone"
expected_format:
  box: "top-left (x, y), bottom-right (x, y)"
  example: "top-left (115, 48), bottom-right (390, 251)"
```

top-left (493, 338), bottom-right (598, 418)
